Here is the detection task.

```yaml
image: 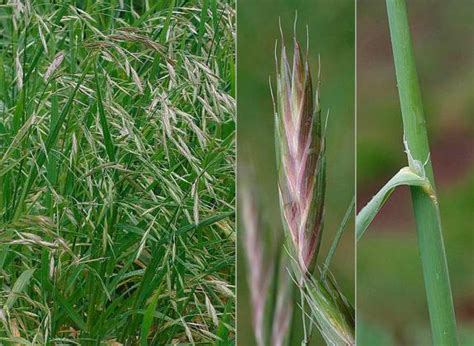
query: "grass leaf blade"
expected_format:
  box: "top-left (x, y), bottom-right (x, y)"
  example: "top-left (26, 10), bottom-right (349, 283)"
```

top-left (140, 285), bottom-right (162, 345)
top-left (356, 167), bottom-right (430, 240)
top-left (4, 269), bottom-right (35, 310)
top-left (94, 62), bottom-right (116, 163)
top-left (322, 196), bottom-right (354, 277)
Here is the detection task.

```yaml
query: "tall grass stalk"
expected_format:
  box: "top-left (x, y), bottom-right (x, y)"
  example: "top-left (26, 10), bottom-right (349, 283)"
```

top-left (386, 0), bottom-right (458, 343)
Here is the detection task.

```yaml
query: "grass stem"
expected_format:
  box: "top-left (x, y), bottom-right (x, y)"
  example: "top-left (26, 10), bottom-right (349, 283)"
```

top-left (386, 1), bottom-right (458, 344)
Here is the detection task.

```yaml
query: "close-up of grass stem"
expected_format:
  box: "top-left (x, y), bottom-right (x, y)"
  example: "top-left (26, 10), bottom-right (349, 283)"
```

top-left (357, 0), bottom-right (459, 344)
top-left (386, 0), bottom-right (458, 343)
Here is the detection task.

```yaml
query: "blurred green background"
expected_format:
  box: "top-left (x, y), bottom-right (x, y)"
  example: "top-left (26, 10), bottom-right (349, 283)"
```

top-left (357, 1), bottom-right (474, 344)
top-left (237, 0), bottom-right (355, 344)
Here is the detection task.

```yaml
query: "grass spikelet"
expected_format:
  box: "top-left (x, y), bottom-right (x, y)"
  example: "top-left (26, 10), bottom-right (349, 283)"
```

top-left (43, 52), bottom-right (64, 81)
top-left (275, 36), bottom-right (325, 276)
top-left (240, 183), bottom-right (271, 346)
top-left (15, 50), bottom-right (23, 91)
top-left (240, 174), bottom-right (293, 346)
top-left (273, 30), bottom-right (354, 345)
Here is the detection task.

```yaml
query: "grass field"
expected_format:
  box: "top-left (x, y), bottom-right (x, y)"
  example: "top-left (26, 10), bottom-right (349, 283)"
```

top-left (0, 1), bottom-right (235, 344)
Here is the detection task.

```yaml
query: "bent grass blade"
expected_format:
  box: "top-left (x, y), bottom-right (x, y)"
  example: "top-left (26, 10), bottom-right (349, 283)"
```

top-left (356, 166), bottom-right (431, 240)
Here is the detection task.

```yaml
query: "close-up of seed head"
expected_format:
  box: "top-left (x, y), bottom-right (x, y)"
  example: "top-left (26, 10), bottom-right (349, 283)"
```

top-left (274, 35), bottom-right (325, 276)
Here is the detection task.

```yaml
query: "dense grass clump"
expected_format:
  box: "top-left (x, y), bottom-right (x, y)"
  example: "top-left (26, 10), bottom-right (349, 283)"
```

top-left (0, 1), bottom-right (235, 344)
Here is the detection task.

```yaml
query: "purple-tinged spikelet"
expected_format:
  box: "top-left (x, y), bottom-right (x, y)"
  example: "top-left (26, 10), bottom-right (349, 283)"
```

top-left (271, 266), bottom-right (293, 346)
top-left (240, 171), bottom-right (294, 346)
top-left (274, 37), bottom-right (325, 276)
top-left (241, 186), bottom-right (271, 346)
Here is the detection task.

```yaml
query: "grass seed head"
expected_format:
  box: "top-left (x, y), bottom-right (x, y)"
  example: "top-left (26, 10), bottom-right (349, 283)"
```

top-left (275, 36), bottom-right (325, 276)
top-left (240, 181), bottom-right (270, 346)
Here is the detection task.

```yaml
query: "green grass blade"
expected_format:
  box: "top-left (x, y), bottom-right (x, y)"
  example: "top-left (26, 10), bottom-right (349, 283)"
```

top-left (196, 0), bottom-right (209, 53)
top-left (4, 269), bottom-right (35, 310)
top-left (12, 59), bottom-right (90, 220)
top-left (140, 285), bottom-right (162, 345)
top-left (159, 0), bottom-right (175, 45)
top-left (50, 284), bottom-right (88, 331)
top-left (356, 167), bottom-right (430, 240)
top-left (322, 196), bottom-right (354, 277)
top-left (386, 0), bottom-right (458, 343)
top-left (23, 2), bottom-right (69, 83)
top-left (0, 55), bottom-right (8, 107)
top-left (216, 299), bottom-right (232, 345)
top-left (94, 62), bottom-right (116, 163)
